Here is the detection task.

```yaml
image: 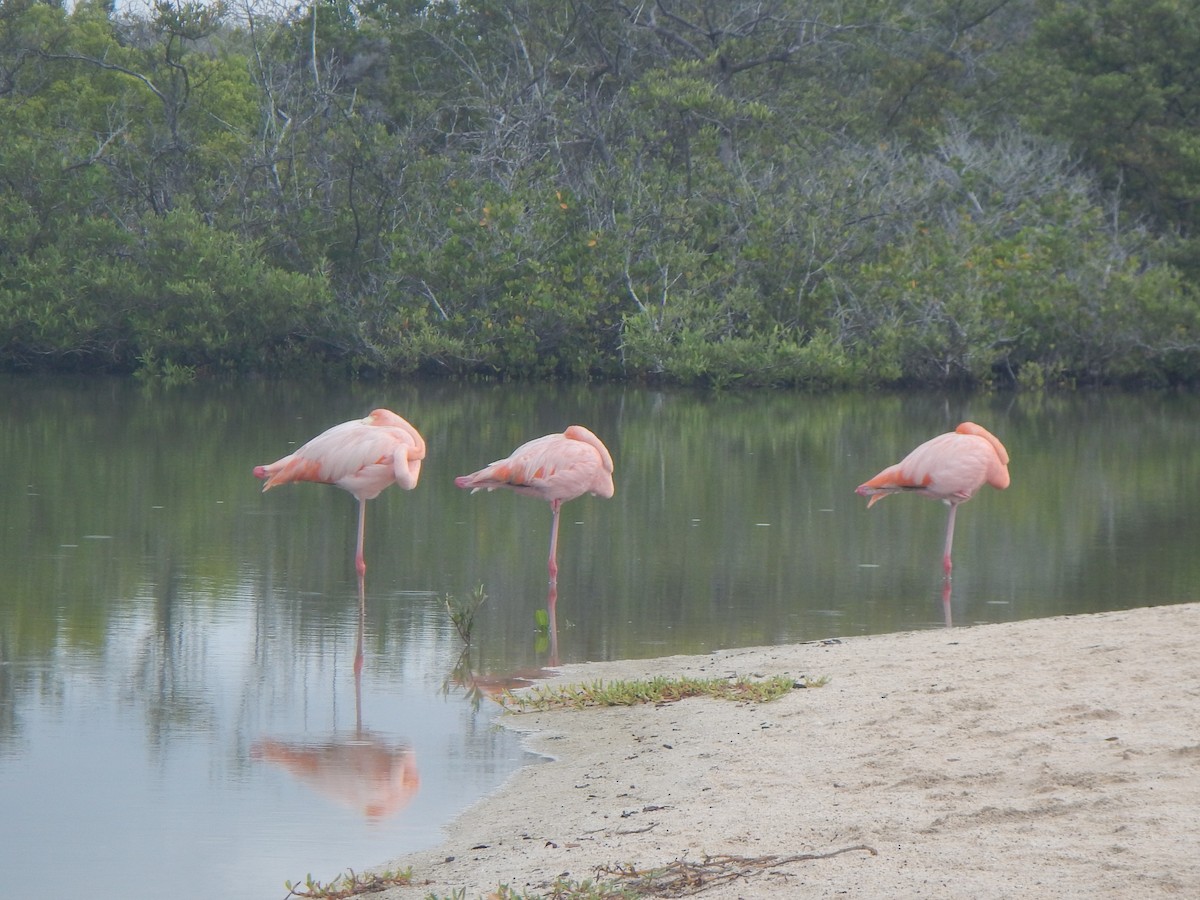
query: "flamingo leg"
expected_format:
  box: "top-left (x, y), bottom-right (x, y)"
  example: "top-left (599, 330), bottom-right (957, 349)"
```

top-left (547, 499), bottom-right (562, 583)
top-left (942, 502), bottom-right (958, 577)
top-left (355, 497), bottom-right (368, 578)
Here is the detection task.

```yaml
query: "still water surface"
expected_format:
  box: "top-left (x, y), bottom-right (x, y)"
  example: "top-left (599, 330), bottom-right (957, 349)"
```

top-left (1, 376), bottom-right (1198, 899)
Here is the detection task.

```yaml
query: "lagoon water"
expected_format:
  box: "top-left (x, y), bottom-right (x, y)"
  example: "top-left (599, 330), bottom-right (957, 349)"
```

top-left (1, 376), bottom-right (1198, 899)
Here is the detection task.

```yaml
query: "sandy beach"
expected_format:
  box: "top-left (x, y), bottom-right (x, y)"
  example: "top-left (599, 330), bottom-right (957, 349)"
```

top-left (376, 603), bottom-right (1200, 898)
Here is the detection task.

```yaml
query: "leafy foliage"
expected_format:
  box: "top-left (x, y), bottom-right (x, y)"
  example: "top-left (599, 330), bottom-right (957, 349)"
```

top-left (0, 0), bottom-right (1197, 386)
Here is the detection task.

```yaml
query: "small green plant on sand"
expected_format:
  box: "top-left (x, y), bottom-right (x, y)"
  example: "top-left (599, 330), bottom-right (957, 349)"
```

top-left (284, 867), bottom-right (413, 898)
top-left (444, 584), bottom-right (488, 644)
top-left (500, 674), bottom-right (824, 711)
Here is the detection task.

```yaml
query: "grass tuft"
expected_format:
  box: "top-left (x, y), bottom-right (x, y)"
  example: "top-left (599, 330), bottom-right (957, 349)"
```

top-left (283, 867), bottom-right (413, 898)
top-left (499, 674), bottom-right (822, 711)
top-left (444, 584), bottom-right (488, 644)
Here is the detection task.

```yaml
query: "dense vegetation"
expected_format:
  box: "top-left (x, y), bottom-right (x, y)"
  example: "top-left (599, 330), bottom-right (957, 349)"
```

top-left (2, 0), bottom-right (1198, 387)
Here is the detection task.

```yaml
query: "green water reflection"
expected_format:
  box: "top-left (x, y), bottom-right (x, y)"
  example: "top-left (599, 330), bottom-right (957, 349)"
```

top-left (2, 377), bottom-right (1199, 678)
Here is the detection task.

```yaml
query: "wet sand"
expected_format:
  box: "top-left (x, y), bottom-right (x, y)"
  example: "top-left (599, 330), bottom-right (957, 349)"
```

top-left (376, 603), bottom-right (1200, 898)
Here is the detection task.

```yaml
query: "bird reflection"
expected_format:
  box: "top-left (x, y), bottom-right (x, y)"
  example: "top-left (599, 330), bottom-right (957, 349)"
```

top-left (445, 583), bottom-right (561, 706)
top-left (445, 651), bottom-right (555, 708)
top-left (544, 581), bottom-right (559, 666)
top-left (942, 577), bottom-right (953, 628)
top-left (251, 583), bottom-right (419, 821)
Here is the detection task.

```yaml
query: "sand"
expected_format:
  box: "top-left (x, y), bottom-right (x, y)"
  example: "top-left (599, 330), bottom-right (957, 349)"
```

top-left (376, 603), bottom-right (1200, 898)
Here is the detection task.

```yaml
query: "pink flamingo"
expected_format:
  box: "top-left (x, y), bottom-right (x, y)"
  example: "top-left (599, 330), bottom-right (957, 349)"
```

top-left (855, 421), bottom-right (1010, 576)
top-left (254, 409), bottom-right (426, 578)
top-left (455, 425), bottom-right (615, 584)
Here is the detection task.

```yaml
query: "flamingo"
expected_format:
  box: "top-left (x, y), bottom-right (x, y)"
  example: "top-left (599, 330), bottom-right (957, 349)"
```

top-left (454, 425), bottom-right (614, 584)
top-left (254, 409), bottom-right (426, 578)
top-left (855, 421), bottom-right (1010, 576)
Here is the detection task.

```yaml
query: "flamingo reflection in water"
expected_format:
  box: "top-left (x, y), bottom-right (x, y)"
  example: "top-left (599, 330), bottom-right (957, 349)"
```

top-left (251, 593), bottom-right (420, 821)
top-left (446, 583), bottom-right (562, 707)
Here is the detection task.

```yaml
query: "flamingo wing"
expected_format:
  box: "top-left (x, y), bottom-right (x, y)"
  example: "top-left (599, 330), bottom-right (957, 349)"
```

top-left (955, 422), bottom-right (1010, 490)
top-left (456, 426), bottom-right (614, 502)
top-left (856, 422), bottom-right (1009, 507)
top-left (256, 410), bottom-right (425, 499)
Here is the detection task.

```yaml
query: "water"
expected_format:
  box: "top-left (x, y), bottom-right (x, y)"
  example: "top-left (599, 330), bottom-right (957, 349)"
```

top-left (1, 376), bottom-right (1198, 899)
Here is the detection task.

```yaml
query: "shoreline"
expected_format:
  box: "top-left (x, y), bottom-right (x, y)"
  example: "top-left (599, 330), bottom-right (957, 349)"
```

top-left (377, 603), bottom-right (1200, 898)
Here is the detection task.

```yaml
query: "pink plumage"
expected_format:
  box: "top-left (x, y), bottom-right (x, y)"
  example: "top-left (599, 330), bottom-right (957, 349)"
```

top-left (856, 422), bottom-right (1010, 575)
top-left (254, 409), bottom-right (426, 577)
top-left (251, 737), bottom-right (419, 821)
top-left (455, 425), bottom-right (614, 582)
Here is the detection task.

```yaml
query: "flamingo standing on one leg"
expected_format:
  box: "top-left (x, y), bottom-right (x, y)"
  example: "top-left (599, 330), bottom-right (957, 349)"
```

top-left (855, 421), bottom-right (1010, 577)
top-left (454, 425), bottom-right (614, 584)
top-left (254, 409), bottom-right (426, 578)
